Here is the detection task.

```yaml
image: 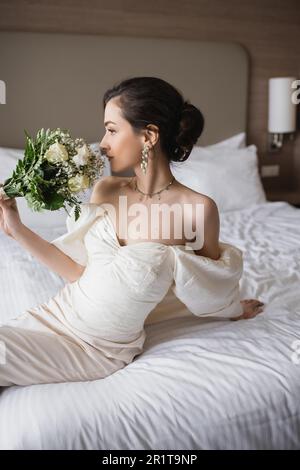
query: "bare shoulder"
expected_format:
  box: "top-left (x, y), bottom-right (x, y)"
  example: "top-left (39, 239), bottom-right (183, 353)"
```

top-left (194, 192), bottom-right (219, 216)
top-left (186, 187), bottom-right (219, 227)
top-left (179, 185), bottom-right (220, 259)
top-left (89, 176), bottom-right (131, 204)
top-left (177, 182), bottom-right (219, 214)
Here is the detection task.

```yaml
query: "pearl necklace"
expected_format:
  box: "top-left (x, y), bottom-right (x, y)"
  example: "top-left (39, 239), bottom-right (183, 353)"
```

top-left (133, 176), bottom-right (175, 201)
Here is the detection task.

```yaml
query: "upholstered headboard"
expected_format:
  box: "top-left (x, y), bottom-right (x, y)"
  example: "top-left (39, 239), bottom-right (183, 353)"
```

top-left (0, 32), bottom-right (249, 149)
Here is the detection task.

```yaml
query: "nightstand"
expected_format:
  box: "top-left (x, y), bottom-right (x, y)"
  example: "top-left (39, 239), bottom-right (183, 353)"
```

top-left (267, 190), bottom-right (300, 208)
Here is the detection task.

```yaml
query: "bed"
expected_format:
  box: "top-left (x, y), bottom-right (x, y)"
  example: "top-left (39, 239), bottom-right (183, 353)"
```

top-left (1, 32), bottom-right (300, 450)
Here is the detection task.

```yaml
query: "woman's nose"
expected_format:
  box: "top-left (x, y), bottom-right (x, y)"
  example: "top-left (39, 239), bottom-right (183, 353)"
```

top-left (99, 144), bottom-right (109, 156)
top-left (99, 137), bottom-right (107, 153)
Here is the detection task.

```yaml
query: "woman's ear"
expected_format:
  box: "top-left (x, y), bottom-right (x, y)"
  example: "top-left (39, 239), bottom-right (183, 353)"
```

top-left (144, 124), bottom-right (160, 147)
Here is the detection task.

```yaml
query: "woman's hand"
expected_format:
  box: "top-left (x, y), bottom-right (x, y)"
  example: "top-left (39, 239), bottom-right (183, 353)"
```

top-left (0, 193), bottom-right (23, 239)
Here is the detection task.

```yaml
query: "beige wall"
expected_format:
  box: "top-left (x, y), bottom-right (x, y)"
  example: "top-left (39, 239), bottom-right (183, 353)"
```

top-left (0, 0), bottom-right (299, 202)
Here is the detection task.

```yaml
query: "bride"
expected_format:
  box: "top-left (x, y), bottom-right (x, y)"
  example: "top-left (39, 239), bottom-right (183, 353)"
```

top-left (0, 76), bottom-right (264, 387)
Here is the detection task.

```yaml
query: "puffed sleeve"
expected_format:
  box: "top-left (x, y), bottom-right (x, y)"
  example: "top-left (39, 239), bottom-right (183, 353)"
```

top-left (50, 203), bottom-right (106, 266)
top-left (171, 241), bottom-right (244, 319)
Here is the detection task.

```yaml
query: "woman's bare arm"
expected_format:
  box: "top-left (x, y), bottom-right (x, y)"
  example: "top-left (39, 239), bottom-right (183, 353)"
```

top-left (10, 178), bottom-right (114, 282)
top-left (13, 225), bottom-right (85, 283)
top-left (1, 177), bottom-right (115, 283)
top-left (192, 196), bottom-right (221, 260)
top-left (0, 194), bottom-right (85, 283)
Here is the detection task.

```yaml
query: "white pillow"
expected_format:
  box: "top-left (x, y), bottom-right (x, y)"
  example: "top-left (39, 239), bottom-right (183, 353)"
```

top-left (0, 144), bottom-right (111, 228)
top-left (204, 132), bottom-right (246, 150)
top-left (186, 133), bottom-right (246, 163)
top-left (170, 144), bottom-right (266, 212)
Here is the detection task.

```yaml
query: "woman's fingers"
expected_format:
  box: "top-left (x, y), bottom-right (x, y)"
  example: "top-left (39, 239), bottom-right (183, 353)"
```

top-left (0, 197), bottom-right (16, 209)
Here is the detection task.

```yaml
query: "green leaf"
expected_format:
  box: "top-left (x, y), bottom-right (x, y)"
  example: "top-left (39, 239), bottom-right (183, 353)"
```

top-left (42, 190), bottom-right (65, 210)
top-left (74, 205), bottom-right (81, 221)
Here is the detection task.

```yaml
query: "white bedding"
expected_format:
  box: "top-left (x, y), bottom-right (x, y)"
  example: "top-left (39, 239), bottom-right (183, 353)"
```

top-left (0, 201), bottom-right (300, 450)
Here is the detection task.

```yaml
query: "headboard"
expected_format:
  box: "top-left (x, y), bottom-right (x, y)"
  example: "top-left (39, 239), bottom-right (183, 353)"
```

top-left (0, 32), bottom-right (249, 149)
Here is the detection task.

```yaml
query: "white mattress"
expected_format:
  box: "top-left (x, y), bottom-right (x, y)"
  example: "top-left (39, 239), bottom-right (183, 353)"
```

top-left (0, 201), bottom-right (300, 450)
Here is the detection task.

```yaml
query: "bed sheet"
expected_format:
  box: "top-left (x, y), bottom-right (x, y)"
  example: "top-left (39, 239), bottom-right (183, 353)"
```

top-left (0, 201), bottom-right (300, 450)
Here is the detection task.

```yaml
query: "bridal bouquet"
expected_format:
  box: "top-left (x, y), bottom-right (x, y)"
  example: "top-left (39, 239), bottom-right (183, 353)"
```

top-left (0, 128), bottom-right (105, 221)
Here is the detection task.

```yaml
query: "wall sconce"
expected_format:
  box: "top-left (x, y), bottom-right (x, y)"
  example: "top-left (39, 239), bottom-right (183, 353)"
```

top-left (268, 77), bottom-right (297, 152)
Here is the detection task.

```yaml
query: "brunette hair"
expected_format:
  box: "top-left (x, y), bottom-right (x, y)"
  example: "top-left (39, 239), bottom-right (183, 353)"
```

top-left (102, 76), bottom-right (204, 162)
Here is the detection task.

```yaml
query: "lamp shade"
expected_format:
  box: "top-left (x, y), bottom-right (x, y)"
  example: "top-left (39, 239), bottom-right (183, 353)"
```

top-left (268, 77), bottom-right (297, 133)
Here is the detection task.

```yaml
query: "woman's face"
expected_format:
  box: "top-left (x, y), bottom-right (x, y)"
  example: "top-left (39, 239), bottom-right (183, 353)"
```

top-left (99, 98), bottom-right (144, 173)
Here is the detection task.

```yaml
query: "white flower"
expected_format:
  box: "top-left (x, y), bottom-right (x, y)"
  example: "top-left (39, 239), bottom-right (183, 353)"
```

top-left (68, 174), bottom-right (90, 193)
top-left (72, 144), bottom-right (91, 167)
top-left (44, 142), bottom-right (69, 163)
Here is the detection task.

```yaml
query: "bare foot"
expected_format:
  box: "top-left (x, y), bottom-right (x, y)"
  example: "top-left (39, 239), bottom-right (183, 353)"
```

top-left (230, 299), bottom-right (265, 321)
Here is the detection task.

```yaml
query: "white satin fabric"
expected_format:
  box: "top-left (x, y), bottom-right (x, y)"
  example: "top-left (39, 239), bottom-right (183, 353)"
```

top-left (0, 202), bottom-right (243, 386)
top-left (48, 203), bottom-right (243, 358)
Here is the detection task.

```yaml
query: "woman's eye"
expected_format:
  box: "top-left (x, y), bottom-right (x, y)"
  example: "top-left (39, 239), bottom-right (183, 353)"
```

top-left (107, 129), bottom-right (115, 134)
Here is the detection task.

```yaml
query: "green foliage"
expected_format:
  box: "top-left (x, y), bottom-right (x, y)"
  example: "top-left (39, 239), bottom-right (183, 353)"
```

top-left (2, 127), bottom-right (104, 222)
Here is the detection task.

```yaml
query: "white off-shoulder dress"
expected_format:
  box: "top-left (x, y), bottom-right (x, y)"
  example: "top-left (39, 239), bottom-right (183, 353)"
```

top-left (0, 203), bottom-right (244, 386)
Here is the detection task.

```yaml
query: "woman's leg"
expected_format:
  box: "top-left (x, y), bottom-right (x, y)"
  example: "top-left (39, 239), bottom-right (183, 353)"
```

top-left (0, 325), bottom-right (126, 386)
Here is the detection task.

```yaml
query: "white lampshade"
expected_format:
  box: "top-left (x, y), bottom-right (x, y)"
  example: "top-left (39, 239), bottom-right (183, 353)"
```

top-left (268, 77), bottom-right (297, 133)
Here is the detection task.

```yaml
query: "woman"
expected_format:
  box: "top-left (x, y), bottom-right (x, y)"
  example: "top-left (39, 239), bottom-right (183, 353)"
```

top-left (0, 76), bottom-right (264, 387)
